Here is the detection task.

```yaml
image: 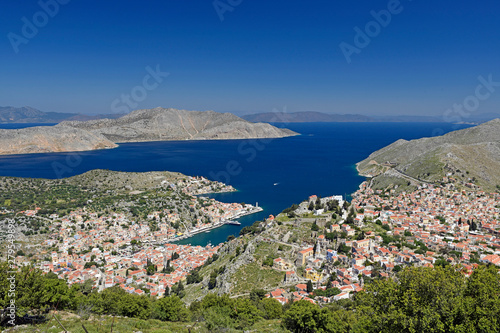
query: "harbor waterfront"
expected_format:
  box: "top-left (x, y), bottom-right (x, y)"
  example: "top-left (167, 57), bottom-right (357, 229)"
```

top-left (166, 205), bottom-right (262, 243)
top-left (0, 122), bottom-right (472, 246)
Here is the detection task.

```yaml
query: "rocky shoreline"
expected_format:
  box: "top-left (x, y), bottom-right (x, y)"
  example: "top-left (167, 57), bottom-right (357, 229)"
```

top-left (0, 107), bottom-right (298, 156)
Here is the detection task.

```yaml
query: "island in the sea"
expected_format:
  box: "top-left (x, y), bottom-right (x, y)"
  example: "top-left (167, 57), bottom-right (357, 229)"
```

top-left (0, 107), bottom-right (298, 155)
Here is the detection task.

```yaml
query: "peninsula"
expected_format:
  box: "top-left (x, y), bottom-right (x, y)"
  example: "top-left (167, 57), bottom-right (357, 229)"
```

top-left (0, 107), bottom-right (298, 155)
top-left (356, 118), bottom-right (500, 192)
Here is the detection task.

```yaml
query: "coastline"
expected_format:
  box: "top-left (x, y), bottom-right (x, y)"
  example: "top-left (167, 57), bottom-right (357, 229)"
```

top-left (0, 131), bottom-right (299, 157)
top-left (167, 205), bottom-right (263, 243)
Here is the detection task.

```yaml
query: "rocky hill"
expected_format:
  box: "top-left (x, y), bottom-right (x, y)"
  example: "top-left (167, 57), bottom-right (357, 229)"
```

top-left (58, 107), bottom-right (297, 142)
top-left (356, 119), bottom-right (500, 192)
top-left (0, 108), bottom-right (297, 155)
top-left (0, 126), bottom-right (117, 155)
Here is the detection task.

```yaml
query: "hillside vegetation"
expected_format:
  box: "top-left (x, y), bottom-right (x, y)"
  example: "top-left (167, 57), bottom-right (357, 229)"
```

top-left (357, 119), bottom-right (500, 192)
top-left (2, 262), bottom-right (499, 332)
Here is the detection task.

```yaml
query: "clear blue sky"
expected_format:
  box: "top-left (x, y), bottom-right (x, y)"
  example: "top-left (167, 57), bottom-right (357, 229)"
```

top-left (1, 0), bottom-right (499, 116)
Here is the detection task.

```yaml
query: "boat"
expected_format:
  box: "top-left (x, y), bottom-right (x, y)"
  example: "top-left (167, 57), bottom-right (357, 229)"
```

top-left (274, 183), bottom-right (279, 185)
top-left (225, 220), bottom-right (241, 226)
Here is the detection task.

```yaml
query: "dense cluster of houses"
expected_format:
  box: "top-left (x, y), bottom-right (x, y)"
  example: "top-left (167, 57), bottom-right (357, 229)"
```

top-left (265, 183), bottom-right (500, 305)
top-left (350, 182), bottom-right (500, 268)
top-left (42, 243), bottom-right (220, 297)
top-left (7, 176), bottom-right (247, 297)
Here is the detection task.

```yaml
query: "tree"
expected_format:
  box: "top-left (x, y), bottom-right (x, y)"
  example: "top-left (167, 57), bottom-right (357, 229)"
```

top-left (325, 232), bottom-right (338, 241)
top-left (307, 280), bottom-right (313, 293)
top-left (186, 269), bottom-right (202, 284)
top-left (146, 264), bottom-right (156, 276)
top-left (172, 281), bottom-right (185, 298)
top-left (120, 294), bottom-right (151, 319)
top-left (154, 295), bottom-right (189, 322)
top-left (263, 255), bottom-right (275, 267)
top-left (40, 274), bottom-right (70, 310)
top-left (162, 259), bottom-right (174, 274)
top-left (80, 279), bottom-right (93, 295)
top-left (338, 243), bottom-right (350, 254)
top-left (233, 298), bottom-right (262, 328)
top-left (84, 261), bottom-right (98, 269)
top-left (434, 258), bottom-right (450, 268)
top-left (463, 265), bottom-right (500, 331)
top-left (315, 197), bottom-right (323, 210)
top-left (308, 201), bottom-right (315, 211)
top-left (313, 287), bottom-right (341, 298)
top-left (470, 220), bottom-right (478, 231)
top-left (249, 289), bottom-right (266, 303)
top-left (208, 271), bottom-right (218, 289)
top-left (356, 266), bottom-right (474, 333)
top-left (311, 222), bottom-right (319, 231)
top-left (283, 300), bottom-right (322, 333)
top-left (261, 297), bottom-right (283, 319)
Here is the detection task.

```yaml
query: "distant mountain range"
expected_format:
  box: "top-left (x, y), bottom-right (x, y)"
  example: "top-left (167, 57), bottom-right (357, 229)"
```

top-left (4, 107), bottom-right (499, 125)
top-left (0, 106), bottom-right (125, 123)
top-left (356, 118), bottom-right (500, 192)
top-left (0, 107), bottom-right (297, 155)
top-left (242, 111), bottom-right (500, 124)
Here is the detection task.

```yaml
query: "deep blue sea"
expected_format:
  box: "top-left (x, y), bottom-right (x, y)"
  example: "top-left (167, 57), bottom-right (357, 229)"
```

top-left (0, 123), bottom-right (57, 129)
top-left (0, 122), bottom-right (471, 246)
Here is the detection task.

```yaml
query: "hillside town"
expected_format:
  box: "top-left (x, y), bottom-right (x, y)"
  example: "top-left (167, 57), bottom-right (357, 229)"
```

top-left (262, 182), bottom-right (500, 305)
top-left (3, 176), bottom-right (500, 307)
top-left (1, 174), bottom-right (262, 298)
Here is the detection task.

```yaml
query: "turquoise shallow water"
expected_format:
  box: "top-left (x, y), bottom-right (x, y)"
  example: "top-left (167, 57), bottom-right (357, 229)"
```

top-left (0, 122), bottom-right (471, 246)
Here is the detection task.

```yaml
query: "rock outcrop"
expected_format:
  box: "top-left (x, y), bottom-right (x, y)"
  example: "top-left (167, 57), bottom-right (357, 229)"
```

top-left (58, 107), bottom-right (298, 142)
top-left (0, 126), bottom-right (117, 155)
top-left (0, 108), bottom-right (298, 155)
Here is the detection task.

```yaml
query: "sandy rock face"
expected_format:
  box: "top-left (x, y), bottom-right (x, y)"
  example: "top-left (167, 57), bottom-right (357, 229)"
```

top-left (0, 126), bottom-right (117, 155)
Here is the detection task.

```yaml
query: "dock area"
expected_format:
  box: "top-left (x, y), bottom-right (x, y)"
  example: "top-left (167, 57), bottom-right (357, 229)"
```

top-left (166, 205), bottom-right (263, 242)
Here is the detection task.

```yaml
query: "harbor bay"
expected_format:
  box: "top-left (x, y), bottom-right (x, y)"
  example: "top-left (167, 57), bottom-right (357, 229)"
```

top-left (0, 122), bottom-right (471, 246)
